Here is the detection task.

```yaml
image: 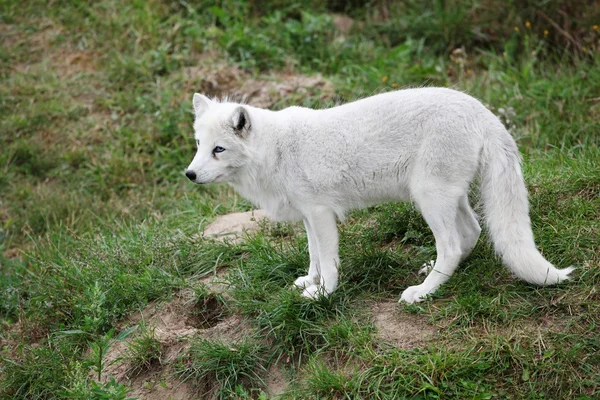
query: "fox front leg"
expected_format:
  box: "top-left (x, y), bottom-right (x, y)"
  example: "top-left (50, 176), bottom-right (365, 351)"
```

top-left (294, 218), bottom-right (321, 289)
top-left (299, 207), bottom-right (339, 299)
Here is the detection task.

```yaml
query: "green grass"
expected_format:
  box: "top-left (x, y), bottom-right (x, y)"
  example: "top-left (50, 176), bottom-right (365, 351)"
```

top-left (123, 324), bottom-right (163, 377)
top-left (175, 337), bottom-right (270, 398)
top-left (1, 0), bottom-right (599, 399)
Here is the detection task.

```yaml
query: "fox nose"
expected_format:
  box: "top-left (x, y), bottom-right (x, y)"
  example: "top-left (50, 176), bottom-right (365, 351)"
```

top-left (185, 170), bottom-right (196, 181)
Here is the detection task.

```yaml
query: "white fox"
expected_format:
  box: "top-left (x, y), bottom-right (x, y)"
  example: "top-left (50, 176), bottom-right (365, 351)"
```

top-left (185, 88), bottom-right (573, 303)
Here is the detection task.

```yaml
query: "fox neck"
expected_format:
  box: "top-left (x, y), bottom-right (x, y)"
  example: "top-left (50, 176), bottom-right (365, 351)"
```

top-left (228, 109), bottom-right (289, 207)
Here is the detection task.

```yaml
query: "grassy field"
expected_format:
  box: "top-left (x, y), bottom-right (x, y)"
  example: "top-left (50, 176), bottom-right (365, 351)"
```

top-left (1, 0), bottom-right (599, 398)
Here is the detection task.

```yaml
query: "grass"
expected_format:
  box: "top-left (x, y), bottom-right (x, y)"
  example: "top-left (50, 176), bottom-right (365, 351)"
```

top-left (1, 0), bottom-right (599, 398)
top-left (123, 324), bottom-right (162, 377)
top-left (175, 337), bottom-right (270, 398)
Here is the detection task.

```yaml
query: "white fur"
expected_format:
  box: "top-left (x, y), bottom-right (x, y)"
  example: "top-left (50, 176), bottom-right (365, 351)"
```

top-left (186, 88), bottom-right (574, 303)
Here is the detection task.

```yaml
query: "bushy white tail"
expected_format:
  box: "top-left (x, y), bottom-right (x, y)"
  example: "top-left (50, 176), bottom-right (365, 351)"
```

top-left (481, 128), bottom-right (574, 285)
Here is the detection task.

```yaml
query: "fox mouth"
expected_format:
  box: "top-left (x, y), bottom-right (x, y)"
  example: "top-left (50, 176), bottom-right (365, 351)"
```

top-left (212, 173), bottom-right (224, 183)
top-left (194, 173), bottom-right (223, 184)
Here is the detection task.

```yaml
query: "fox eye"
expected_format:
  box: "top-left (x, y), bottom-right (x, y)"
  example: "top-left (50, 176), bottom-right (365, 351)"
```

top-left (213, 146), bottom-right (225, 154)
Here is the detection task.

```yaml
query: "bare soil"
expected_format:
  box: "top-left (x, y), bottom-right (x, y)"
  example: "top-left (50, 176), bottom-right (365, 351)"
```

top-left (202, 209), bottom-right (268, 243)
top-left (371, 301), bottom-right (438, 349)
top-left (183, 63), bottom-right (335, 108)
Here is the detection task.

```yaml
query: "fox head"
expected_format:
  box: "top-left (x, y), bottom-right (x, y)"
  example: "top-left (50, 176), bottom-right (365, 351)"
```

top-left (185, 94), bottom-right (252, 184)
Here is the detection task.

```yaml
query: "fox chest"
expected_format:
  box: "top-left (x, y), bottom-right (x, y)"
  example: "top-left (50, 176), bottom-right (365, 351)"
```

top-left (230, 183), bottom-right (303, 222)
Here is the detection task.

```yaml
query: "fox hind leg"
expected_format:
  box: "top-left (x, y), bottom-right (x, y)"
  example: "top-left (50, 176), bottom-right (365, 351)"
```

top-left (401, 182), bottom-right (465, 303)
top-left (457, 194), bottom-right (481, 260)
top-left (419, 195), bottom-right (481, 277)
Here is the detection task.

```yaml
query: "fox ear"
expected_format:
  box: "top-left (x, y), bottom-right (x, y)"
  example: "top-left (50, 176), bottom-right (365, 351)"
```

top-left (192, 93), bottom-right (211, 116)
top-left (231, 106), bottom-right (251, 138)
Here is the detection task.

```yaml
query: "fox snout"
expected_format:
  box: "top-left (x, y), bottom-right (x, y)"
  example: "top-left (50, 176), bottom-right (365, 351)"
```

top-left (185, 170), bottom-right (197, 181)
top-left (185, 168), bottom-right (218, 184)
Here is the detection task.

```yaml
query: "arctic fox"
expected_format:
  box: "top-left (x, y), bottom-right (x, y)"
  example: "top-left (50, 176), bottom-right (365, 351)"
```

top-left (185, 88), bottom-right (573, 303)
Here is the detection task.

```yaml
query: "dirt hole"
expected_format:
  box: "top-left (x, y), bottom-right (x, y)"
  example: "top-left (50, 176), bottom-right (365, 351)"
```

top-left (187, 293), bottom-right (227, 328)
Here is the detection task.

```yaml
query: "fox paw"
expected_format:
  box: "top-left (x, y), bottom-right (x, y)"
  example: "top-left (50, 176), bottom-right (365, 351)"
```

top-left (294, 275), bottom-right (318, 289)
top-left (301, 284), bottom-right (322, 299)
top-left (400, 284), bottom-right (432, 304)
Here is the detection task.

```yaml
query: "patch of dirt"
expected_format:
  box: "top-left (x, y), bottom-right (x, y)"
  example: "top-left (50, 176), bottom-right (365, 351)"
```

top-left (265, 364), bottom-right (289, 398)
top-left (183, 64), bottom-right (335, 108)
top-left (7, 19), bottom-right (98, 77)
top-left (4, 18), bottom-right (110, 148)
top-left (198, 266), bottom-right (231, 294)
top-left (1, 247), bottom-right (20, 259)
top-left (477, 315), bottom-right (574, 339)
top-left (0, 321), bottom-right (26, 359)
top-left (184, 63), bottom-right (247, 99)
top-left (371, 301), bottom-right (438, 349)
top-left (0, 316), bottom-right (48, 353)
top-left (243, 74), bottom-right (335, 108)
top-left (97, 290), bottom-right (254, 399)
top-left (202, 209), bottom-right (269, 243)
top-left (331, 14), bottom-right (355, 34)
top-left (127, 378), bottom-right (198, 400)
top-left (55, 50), bottom-right (98, 76)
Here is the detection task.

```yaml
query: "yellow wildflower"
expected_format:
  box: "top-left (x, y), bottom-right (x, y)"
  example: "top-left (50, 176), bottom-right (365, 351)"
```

top-left (593, 25), bottom-right (599, 31)
top-left (391, 82), bottom-right (398, 88)
top-left (381, 76), bottom-right (388, 83)
top-left (525, 21), bottom-right (531, 28)
top-left (544, 29), bottom-right (549, 36)
top-left (514, 26), bottom-right (519, 32)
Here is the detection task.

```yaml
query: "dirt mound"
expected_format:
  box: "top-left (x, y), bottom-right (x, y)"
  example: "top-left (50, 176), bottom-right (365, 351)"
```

top-left (202, 209), bottom-right (268, 243)
top-left (371, 301), bottom-right (437, 349)
top-left (93, 213), bottom-right (277, 397)
top-left (5, 18), bottom-right (98, 77)
top-left (97, 288), bottom-right (253, 399)
top-left (183, 64), bottom-right (335, 108)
